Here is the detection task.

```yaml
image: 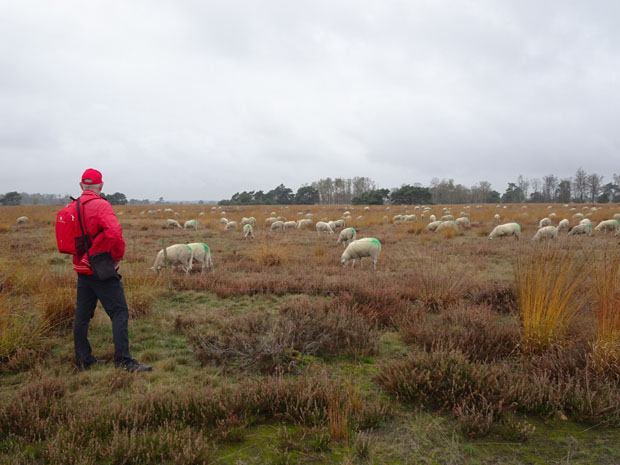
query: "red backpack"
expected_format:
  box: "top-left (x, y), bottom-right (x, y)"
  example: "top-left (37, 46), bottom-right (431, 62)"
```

top-left (55, 198), bottom-right (101, 255)
top-left (55, 198), bottom-right (80, 254)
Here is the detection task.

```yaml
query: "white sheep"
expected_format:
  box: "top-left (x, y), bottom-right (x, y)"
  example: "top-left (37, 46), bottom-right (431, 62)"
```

top-left (383, 215), bottom-right (389, 224)
top-left (241, 217), bottom-right (256, 226)
top-left (614, 213), bottom-right (620, 221)
top-left (493, 214), bottom-right (501, 224)
top-left (392, 215), bottom-right (403, 224)
top-left (264, 217), bottom-right (278, 226)
top-left (532, 226), bottom-right (558, 241)
top-left (165, 219), bottom-right (182, 229)
top-left (15, 216), bottom-right (29, 225)
top-left (243, 224), bottom-right (254, 240)
top-left (341, 238), bottom-right (382, 269)
top-left (328, 220), bottom-right (337, 231)
top-left (187, 242), bottom-right (214, 273)
top-left (219, 218), bottom-right (229, 225)
top-left (337, 227), bottom-right (356, 247)
top-left (549, 212), bottom-right (557, 219)
top-left (283, 220), bottom-right (297, 230)
top-left (557, 219), bottom-right (570, 233)
top-left (488, 223), bottom-right (521, 240)
top-left (595, 219), bottom-right (620, 234)
top-left (429, 214), bottom-right (436, 222)
top-left (296, 218), bottom-right (313, 229)
top-left (270, 220), bottom-right (284, 231)
top-left (184, 219), bottom-right (198, 230)
top-left (538, 218), bottom-right (552, 228)
top-left (568, 224), bottom-right (592, 236)
top-left (579, 218), bottom-right (592, 226)
top-left (440, 214), bottom-right (454, 221)
top-left (404, 214), bottom-right (417, 222)
top-left (364, 206), bottom-right (370, 211)
top-left (455, 217), bottom-right (471, 229)
top-left (436, 221), bottom-right (458, 233)
top-left (152, 244), bottom-right (194, 274)
top-left (426, 221), bottom-right (442, 232)
top-left (225, 221), bottom-right (238, 231)
top-left (572, 213), bottom-right (584, 221)
top-left (316, 221), bottom-right (334, 236)
top-left (334, 219), bottom-right (345, 229)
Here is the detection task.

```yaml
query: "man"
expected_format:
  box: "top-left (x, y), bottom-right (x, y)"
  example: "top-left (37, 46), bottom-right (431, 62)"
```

top-left (73, 168), bottom-right (151, 373)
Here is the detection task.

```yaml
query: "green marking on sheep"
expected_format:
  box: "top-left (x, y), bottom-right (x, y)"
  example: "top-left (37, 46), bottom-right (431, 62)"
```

top-left (614, 219), bottom-right (620, 225)
top-left (244, 224), bottom-right (251, 230)
top-left (370, 238), bottom-right (381, 249)
top-left (200, 243), bottom-right (209, 252)
top-left (348, 228), bottom-right (355, 233)
top-left (186, 245), bottom-right (192, 253)
top-left (516, 223), bottom-right (521, 229)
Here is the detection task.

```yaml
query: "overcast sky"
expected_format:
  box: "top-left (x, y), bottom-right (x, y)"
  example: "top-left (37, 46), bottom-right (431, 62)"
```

top-left (1, 1), bottom-right (619, 201)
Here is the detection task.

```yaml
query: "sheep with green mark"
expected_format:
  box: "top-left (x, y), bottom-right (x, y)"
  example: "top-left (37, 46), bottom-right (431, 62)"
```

top-left (187, 242), bottom-right (214, 273)
top-left (152, 244), bottom-right (194, 274)
top-left (341, 238), bottom-right (382, 269)
top-left (184, 219), bottom-right (198, 230)
top-left (337, 227), bottom-right (356, 247)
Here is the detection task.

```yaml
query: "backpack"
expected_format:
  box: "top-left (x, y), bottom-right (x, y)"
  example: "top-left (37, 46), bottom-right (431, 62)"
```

top-left (55, 197), bottom-right (102, 255)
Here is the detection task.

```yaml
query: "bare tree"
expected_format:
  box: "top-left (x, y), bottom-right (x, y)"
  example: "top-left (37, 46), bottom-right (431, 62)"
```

top-left (586, 173), bottom-right (604, 202)
top-left (542, 174), bottom-right (558, 202)
top-left (517, 175), bottom-right (529, 201)
top-left (572, 168), bottom-right (587, 202)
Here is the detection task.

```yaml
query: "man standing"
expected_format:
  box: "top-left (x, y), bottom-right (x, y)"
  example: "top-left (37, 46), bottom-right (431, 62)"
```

top-left (73, 168), bottom-right (151, 373)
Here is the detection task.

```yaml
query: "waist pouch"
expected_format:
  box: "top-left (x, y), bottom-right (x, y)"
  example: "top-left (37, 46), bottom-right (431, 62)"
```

top-left (89, 252), bottom-right (116, 281)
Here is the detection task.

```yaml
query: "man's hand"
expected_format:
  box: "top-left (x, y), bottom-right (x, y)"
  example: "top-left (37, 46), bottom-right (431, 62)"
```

top-left (114, 261), bottom-right (120, 271)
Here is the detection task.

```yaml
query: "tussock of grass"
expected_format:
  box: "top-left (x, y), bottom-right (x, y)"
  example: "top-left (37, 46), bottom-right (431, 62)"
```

top-left (515, 243), bottom-right (588, 353)
top-left (254, 240), bottom-right (287, 267)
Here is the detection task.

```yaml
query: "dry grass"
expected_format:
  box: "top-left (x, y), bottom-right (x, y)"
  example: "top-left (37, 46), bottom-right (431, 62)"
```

top-left (254, 240), bottom-right (288, 266)
top-left (515, 243), bottom-right (588, 353)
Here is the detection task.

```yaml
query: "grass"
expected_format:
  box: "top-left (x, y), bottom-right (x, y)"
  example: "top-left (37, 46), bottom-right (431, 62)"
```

top-left (2, 202), bottom-right (620, 463)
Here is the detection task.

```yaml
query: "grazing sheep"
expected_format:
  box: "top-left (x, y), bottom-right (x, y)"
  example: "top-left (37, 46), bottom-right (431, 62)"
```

top-left (568, 224), bottom-right (592, 236)
top-left (15, 216), bottom-right (28, 225)
top-left (429, 214), bottom-right (436, 222)
top-left (296, 218), bottom-right (313, 229)
top-left (392, 215), bottom-right (403, 224)
top-left (184, 219), bottom-right (198, 230)
top-left (243, 224), bottom-right (254, 240)
top-left (595, 219), bottom-right (620, 234)
top-left (539, 217), bottom-right (552, 228)
top-left (572, 213), bottom-right (584, 221)
top-left (383, 215), bottom-right (389, 224)
top-left (341, 238), bottom-right (382, 269)
top-left (364, 206), bottom-right (370, 211)
top-left (337, 227), bottom-right (356, 247)
top-left (270, 221), bottom-right (284, 231)
top-left (549, 213), bottom-right (557, 219)
top-left (404, 214), bottom-right (417, 222)
top-left (493, 214), bottom-right (501, 224)
top-left (334, 219), bottom-right (345, 229)
top-left (264, 217), bottom-right (278, 226)
top-left (489, 223), bottom-right (521, 240)
top-left (557, 219), bottom-right (570, 233)
top-left (436, 221), bottom-right (458, 233)
top-left (316, 221), bottom-right (334, 236)
top-left (426, 221), bottom-right (442, 232)
top-left (241, 217), bottom-right (256, 226)
top-left (440, 214), bottom-right (454, 221)
top-left (533, 226), bottom-right (558, 241)
top-left (187, 242), bottom-right (214, 273)
top-left (614, 213), bottom-right (620, 221)
top-left (165, 219), bottom-right (182, 229)
top-left (219, 218), bottom-right (228, 225)
top-left (225, 221), bottom-right (238, 231)
top-left (151, 244), bottom-right (194, 274)
top-left (455, 217), bottom-right (471, 229)
top-left (283, 220), bottom-right (297, 230)
top-left (579, 218), bottom-right (592, 226)
top-left (328, 221), bottom-right (337, 231)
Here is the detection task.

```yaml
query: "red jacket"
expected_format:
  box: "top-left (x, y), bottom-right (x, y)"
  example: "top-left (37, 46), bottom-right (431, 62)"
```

top-left (73, 191), bottom-right (125, 275)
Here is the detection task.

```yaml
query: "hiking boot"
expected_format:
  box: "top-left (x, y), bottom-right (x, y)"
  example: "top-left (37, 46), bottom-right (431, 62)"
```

top-left (116, 359), bottom-right (152, 373)
top-left (77, 359), bottom-right (107, 370)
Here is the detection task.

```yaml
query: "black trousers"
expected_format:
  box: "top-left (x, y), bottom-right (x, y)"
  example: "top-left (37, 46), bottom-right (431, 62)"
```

top-left (74, 273), bottom-right (133, 366)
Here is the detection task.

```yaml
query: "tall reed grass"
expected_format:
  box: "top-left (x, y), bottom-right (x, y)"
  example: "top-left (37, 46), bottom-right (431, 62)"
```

top-left (515, 243), bottom-right (587, 353)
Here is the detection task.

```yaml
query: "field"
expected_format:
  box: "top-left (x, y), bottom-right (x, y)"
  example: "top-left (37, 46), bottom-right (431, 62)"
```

top-left (1, 202), bottom-right (620, 464)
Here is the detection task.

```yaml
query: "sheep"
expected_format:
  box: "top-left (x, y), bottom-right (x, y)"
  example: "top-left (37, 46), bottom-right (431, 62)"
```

top-left (488, 223), bottom-right (521, 240)
top-left (404, 214), bottom-right (417, 222)
top-left (436, 221), bottom-right (458, 233)
top-left (579, 218), bottom-right (592, 226)
top-left (187, 242), bottom-right (214, 273)
top-left (341, 238), bottom-right (382, 269)
top-left (334, 219), bottom-right (345, 230)
top-left (568, 224), bottom-right (592, 236)
top-left (199, 212), bottom-right (205, 216)
top-left (327, 221), bottom-right (337, 231)
top-left (614, 213), bottom-right (620, 221)
top-left (572, 213), bottom-right (584, 221)
top-left (392, 215), bottom-right (403, 224)
top-left (383, 215), bottom-right (389, 224)
top-left (343, 211), bottom-right (351, 216)
top-left (305, 213), bottom-right (313, 218)
top-left (549, 212), bottom-right (557, 219)
top-left (225, 221), bottom-right (238, 231)
top-left (15, 216), bottom-right (29, 225)
top-left (316, 221), bottom-right (334, 236)
top-left (151, 244), bottom-right (194, 274)
top-left (429, 214), bottom-right (436, 222)
top-left (241, 217), bottom-right (256, 226)
top-left (364, 206), bottom-right (370, 211)
top-left (337, 227), bottom-right (356, 248)
top-left (184, 219), bottom-right (198, 230)
top-left (557, 219), bottom-right (570, 233)
top-left (440, 214), bottom-right (454, 221)
top-left (219, 218), bottom-right (228, 225)
top-left (297, 218), bottom-right (313, 229)
top-left (532, 226), bottom-right (558, 241)
top-left (455, 217), bottom-right (471, 229)
top-left (538, 218), bottom-right (552, 228)
top-left (165, 219), bottom-right (182, 229)
top-left (595, 219), bottom-right (620, 234)
top-left (283, 220), bottom-right (297, 230)
top-left (264, 217), bottom-right (278, 227)
top-left (243, 224), bottom-right (254, 240)
top-left (493, 214), bottom-right (501, 224)
top-left (270, 220), bottom-right (284, 231)
top-left (425, 221), bottom-right (442, 232)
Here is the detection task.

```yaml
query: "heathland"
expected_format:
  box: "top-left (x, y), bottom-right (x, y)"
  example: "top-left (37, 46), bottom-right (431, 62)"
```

top-left (1, 203), bottom-right (620, 464)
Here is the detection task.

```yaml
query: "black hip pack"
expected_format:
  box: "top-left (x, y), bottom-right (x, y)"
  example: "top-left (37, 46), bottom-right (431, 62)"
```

top-left (77, 198), bottom-right (116, 281)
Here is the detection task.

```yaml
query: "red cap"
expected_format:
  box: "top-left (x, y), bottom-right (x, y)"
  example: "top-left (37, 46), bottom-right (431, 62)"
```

top-left (81, 168), bottom-right (103, 185)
